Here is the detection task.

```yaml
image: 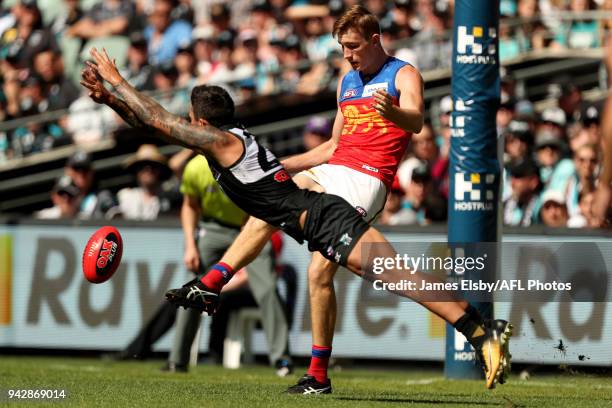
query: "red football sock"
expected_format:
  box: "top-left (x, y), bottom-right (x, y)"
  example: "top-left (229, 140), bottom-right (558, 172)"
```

top-left (200, 262), bottom-right (234, 292)
top-left (307, 345), bottom-right (331, 384)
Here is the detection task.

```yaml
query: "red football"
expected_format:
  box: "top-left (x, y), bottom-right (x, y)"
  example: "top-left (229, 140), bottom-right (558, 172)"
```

top-left (82, 226), bottom-right (123, 284)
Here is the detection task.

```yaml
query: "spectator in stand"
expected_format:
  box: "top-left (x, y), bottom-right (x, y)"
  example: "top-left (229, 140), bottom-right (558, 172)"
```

top-left (117, 144), bottom-right (178, 220)
top-left (366, 0), bottom-right (390, 20)
top-left (121, 32), bottom-right (155, 91)
top-left (565, 143), bottom-right (600, 216)
top-left (231, 29), bottom-right (258, 84)
top-left (236, 77), bottom-right (258, 103)
top-left (379, 176), bottom-right (411, 225)
top-left (0, 0), bottom-right (59, 70)
top-left (390, 0), bottom-right (419, 38)
top-left (435, 95), bottom-right (452, 158)
top-left (380, 17), bottom-right (408, 62)
top-left (174, 42), bottom-right (197, 89)
top-left (207, 3), bottom-right (233, 37)
top-left (496, 95), bottom-right (516, 137)
top-left (205, 30), bottom-right (236, 85)
top-left (65, 0), bottom-right (133, 42)
top-left (32, 48), bottom-right (79, 111)
top-left (51, 0), bottom-right (83, 37)
top-left (552, 0), bottom-right (600, 49)
top-left (302, 116), bottom-right (332, 151)
top-left (515, 99), bottom-right (538, 132)
top-left (410, 0), bottom-right (451, 71)
top-left (503, 158), bottom-right (541, 227)
top-left (266, 34), bottom-right (303, 94)
top-left (577, 104), bottom-right (601, 147)
top-left (171, 0), bottom-right (194, 24)
top-left (302, 12), bottom-right (337, 62)
top-left (0, 56), bottom-right (23, 121)
top-left (66, 75), bottom-right (118, 144)
top-left (11, 75), bottom-right (69, 157)
top-left (423, 193), bottom-right (447, 224)
top-left (538, 106), bottom-right (567, 140)
top-left (191, 26), bottom-right (216, 80)
top-left (64, 150), bottom-right (117, 219)
top-left (539, 189), bottom-right (570, 227)
top-left (152, 61), bottom-right (189, 114)
top-left (534, 130), bottom-right (574, 190)
top-left (501, 119), bottom-right (533, 201)
top-left (503, 120), bottom-right (533, 165)
top-left (248, 0), bottom-right (276, 35)
top-left (553, 79), bottom-right (583, 124)
top-left (515, 0), bottom-right (550, 51)
top-left (499, 21), bottom-right (521, 61)
top-left (397, 163), bottom-right (434, 226)
top-left (500, 67), bottom-right (517, 103)
top-left (540, 0), bottom-right (566, 33)
top-left (397, 123), bottom-right (440, 190)
top-left (35, 175), bottom-right (80, 219)
top-left (144, 0), bottom-right (192, 66)
top-left (568, 190), bottom-right (596, 227)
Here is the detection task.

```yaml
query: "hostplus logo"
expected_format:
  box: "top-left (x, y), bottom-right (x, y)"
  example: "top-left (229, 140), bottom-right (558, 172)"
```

top-left (454, 173), bottom-right (495, 211)
top-left (456, 25), bottom-right (497, 65)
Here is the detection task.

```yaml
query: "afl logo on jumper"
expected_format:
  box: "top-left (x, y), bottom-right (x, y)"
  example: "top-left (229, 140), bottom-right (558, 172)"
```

top-left (343, 89), bottom-right (358, 99)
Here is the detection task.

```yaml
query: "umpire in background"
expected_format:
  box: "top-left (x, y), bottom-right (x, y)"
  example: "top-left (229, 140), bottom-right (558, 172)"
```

top-left (166, 154), bottom-right (292, 374)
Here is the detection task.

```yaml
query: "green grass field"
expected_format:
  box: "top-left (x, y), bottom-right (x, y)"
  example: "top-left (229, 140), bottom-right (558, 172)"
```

top-left (1, 357), bottom-right (610, 407)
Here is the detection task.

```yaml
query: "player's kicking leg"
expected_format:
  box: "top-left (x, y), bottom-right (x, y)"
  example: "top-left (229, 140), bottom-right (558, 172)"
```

top-left (165, 216), bottom-right (276, 314)
top-left (344, 227), bottom-right (512, 389)
top-left (167, 175), bottom-right (318, 314)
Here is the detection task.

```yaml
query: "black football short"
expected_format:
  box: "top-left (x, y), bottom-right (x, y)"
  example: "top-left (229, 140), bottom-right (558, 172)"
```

top-left (303, 192), bottom-right (371, 266)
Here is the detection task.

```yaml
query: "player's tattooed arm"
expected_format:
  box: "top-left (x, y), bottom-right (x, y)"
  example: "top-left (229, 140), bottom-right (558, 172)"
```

top-left (110, 97), bottom-right (146, 129)
top-left (115, 79), bottom-right (228, 150)
top-left (89, 47), bottom-right (226, 152)
top-left (81, 63), bottom-right (144, 129)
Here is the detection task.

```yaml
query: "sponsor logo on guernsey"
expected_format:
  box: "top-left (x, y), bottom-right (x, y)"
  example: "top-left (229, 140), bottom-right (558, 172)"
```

top-left (343, 89), bottom-right (358, 99)
top-left (355, 206), bottom-right (368, 218)
top-left (274, 169), bottom-right (290, 182)
top-left (334, 252), bottom-right (342, 263)
top-left (361, 164), bottom-right (379, 173)
top-left (362, 82), bottom-right (388, 97)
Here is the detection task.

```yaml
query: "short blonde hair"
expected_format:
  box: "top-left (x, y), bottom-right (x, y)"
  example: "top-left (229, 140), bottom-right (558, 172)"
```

top-left (332, 5), bottom-right (380, 40)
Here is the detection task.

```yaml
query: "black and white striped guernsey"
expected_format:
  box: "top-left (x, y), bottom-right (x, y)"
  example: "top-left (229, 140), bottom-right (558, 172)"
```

top-left (206, 126), bottom-right (313, 243)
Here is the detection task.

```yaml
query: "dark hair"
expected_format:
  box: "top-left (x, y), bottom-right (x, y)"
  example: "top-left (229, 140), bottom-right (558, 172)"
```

top-left (190, 85), bottom-right (235, 127)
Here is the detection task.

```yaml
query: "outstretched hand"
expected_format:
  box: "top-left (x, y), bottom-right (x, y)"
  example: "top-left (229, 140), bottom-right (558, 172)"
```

top-left (80, 62), bottom-right (113, 104)
top-left (89, 47), bottom-right (123, 87)
top-left (372, 89), bottom-right (395, 119)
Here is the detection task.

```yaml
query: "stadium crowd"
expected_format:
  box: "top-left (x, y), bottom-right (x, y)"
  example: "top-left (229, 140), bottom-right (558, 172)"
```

top-left (0, 0), bottom-right (610, 228)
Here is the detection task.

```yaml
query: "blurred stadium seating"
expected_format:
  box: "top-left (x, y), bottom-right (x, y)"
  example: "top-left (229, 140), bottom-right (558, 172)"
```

top-left (0, 0), bottom-right (609, 228)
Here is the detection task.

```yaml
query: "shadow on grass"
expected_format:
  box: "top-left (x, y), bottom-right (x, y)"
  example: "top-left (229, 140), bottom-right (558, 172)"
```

top-left (333, 396), bottom-right (501, 405)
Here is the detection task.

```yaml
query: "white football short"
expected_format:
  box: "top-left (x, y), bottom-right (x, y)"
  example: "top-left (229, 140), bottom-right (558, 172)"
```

top-left (299, 163), bottom-right (387, 224)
